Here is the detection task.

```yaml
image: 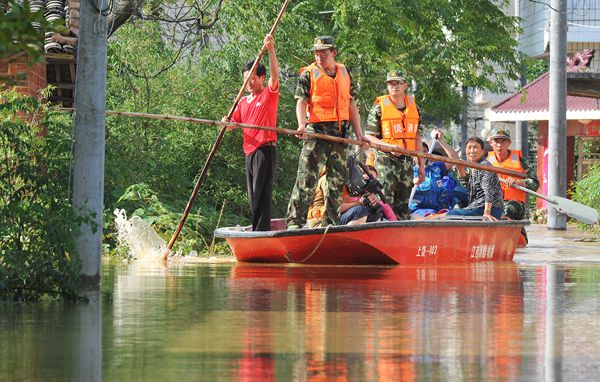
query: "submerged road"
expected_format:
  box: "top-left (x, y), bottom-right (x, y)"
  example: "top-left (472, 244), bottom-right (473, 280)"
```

top-left (515, 223), bottom-right (600, 263)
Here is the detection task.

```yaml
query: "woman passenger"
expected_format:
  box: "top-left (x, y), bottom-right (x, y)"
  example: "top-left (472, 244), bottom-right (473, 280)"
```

top-left (446, 137), bottom-right (504, 221)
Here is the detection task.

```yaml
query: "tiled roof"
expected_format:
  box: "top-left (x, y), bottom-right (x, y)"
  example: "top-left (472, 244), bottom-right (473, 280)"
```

top-left (488, 72), bottom-right (600, 121)
top-left (494, 72), bottom-right (600, 112)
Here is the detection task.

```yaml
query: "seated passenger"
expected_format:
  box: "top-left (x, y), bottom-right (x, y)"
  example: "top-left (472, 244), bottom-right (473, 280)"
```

top-left (410, 130), bottom-right (468, 216)
top-left (307, 168), bottom-right (327, 228)
top-left (340, 165), bottom-right (397, 225)
top-left (446, 137), bottom-right (504, 221)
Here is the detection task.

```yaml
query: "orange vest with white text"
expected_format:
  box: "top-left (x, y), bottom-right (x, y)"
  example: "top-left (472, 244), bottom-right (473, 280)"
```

top-left (377, 95), bottom-right (420, 150)
top-left (303, 63), bottom-right (351, 123)
top-left (487, 150), bottom-right (526, 203)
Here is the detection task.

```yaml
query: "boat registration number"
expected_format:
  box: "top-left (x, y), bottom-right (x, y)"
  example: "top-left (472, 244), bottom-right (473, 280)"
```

top-left (416, 245), bottom-right (438, 257)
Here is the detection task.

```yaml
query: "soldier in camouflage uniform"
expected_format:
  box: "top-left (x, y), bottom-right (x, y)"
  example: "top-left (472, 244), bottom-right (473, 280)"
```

top-left (286, 36), bottom-right (369, 229)
top-left (364, 71), bottom-right (426, 220)
top-left (486, 127), bottom-right (540, 220)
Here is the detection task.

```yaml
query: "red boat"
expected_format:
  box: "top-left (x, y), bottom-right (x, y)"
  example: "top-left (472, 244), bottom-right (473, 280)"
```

top-left (214, 218), bottom-right (528, 265)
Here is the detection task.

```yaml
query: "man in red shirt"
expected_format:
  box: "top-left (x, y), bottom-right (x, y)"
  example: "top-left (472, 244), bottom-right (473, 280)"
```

top-left (228, 34), bottom-right (280, 231)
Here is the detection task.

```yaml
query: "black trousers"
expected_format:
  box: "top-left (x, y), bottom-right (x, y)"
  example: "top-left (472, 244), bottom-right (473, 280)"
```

top-left (245, 145), bottom-right (277, 231)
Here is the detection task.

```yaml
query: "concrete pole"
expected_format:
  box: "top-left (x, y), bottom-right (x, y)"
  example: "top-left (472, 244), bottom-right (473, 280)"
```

top-left (548, 0), bottom-right (568, 230)
top-left (72, 0), bottom-right (108, 287)
top-left (515, 65), bottom-right (529, 157)
top-left (460, 86), bottom-right (469, 160)
top-left (514, 0), bottom-right (529, 157)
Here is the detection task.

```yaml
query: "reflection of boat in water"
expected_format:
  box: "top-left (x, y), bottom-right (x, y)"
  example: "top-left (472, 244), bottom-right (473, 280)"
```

top-left (225, 263), bottom-right (525, 381)
top-left (229, 262), bottom-right (523, 290)
top-left (214, 218), bottom-right (529, 265)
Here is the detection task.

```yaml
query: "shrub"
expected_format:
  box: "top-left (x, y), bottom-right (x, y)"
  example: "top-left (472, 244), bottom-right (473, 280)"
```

top-left (571, 165), bottom-right (600, 233)
top-left (0, 90), bottom-right (81, 301)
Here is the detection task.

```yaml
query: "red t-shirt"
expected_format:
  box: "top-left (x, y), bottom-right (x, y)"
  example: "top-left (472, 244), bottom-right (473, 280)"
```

top-left (231, 84), bottom-right (279, 156)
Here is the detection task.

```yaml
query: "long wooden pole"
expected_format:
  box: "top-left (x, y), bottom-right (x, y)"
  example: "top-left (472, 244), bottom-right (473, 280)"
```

top-left (88, 110), bottom-right (527, 179)
top-left (162, 0), bottom-right (292, 259)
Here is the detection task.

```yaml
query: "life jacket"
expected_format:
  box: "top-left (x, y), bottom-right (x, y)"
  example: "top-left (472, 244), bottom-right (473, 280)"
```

top-left (377, 94), bottom-right (420, 150)
top-left (302, 63), bottom-right (351, 123)
top-left (410, 163), bottom-right (467, 213)
top-left (486, 150), bottom-right (526, 203)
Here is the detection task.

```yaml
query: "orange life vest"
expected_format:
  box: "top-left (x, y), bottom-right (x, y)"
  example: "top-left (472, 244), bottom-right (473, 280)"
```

top-left (377, 94), bottom-right (420, 150)
top-left (487, 150), bottom-right (526, 203)
top-left (302, 63), bottom-right (351, 123)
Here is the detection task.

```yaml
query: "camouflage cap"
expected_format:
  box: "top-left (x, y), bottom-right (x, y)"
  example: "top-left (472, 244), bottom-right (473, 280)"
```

top-left (489, 127), bottom-right (511, 140)
top-left (386, 70), bottom-right (406, 82)
top-left (311, 36), bottom-right (336, 51)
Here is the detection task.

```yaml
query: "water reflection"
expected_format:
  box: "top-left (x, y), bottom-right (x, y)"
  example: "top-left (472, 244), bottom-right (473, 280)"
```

top-left (0, 290), bottom-right (102, 381)
top-left (4, 260), bottom-right (600, 381)
top-left (75, 291), bottom-right (102, 382)
top-left (221, 263), bottom-right (525, 381)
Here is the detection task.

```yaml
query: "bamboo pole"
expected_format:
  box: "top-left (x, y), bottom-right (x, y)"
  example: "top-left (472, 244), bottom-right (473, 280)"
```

top-left (63, 108), bottom-right (527, 179)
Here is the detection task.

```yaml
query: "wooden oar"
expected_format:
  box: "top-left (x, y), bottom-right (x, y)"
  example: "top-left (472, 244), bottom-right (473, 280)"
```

top-left (500, 179), bottom-right (598, 225)
top-left (162, 0), bottom-right (292, 260)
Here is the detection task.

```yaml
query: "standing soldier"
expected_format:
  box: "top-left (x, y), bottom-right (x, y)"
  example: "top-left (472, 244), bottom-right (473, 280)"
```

top-left (364, 70), bottom-right (426, 220)
top-left (286, 36), bottom-right (369, 229)
top-left (487, 128), bottom-right (539, 220)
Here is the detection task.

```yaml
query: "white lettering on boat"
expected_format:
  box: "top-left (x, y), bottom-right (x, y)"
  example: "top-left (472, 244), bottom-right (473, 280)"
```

top-left (416, 245), bottom-right (438, 257)
top-left (470, 244), bottom-right (495, 260)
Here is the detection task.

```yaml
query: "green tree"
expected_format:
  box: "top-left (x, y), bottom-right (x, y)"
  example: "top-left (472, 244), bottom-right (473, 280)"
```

top-left (215, 0), bottom-right (521, 122)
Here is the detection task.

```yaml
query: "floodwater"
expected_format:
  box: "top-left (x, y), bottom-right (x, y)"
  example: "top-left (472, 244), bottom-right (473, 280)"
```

top-left (2, 225), bottom-right (600, 381)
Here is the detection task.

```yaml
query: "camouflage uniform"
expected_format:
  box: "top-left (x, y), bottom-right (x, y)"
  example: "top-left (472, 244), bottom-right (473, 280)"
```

top-left (366, 102), bottom-right (423, 220)
top-left (286, 54), bottom-right (357, 228)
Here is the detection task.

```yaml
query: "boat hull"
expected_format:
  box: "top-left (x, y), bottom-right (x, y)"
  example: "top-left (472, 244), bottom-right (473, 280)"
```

top-left (214, 219), bottom-right (528, 265)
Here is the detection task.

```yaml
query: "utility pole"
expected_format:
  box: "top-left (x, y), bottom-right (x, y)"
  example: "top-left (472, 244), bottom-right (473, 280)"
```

top-left (515, 65), bottom-right (529, 158)
top-left (514, 0), bottom-right (529, 158)
top-left (548, 0), bottom-right (567, 230)
top-left (460, 86), bottom-right (469, 159)
top-left (72, 0), bottom-right (108, 287)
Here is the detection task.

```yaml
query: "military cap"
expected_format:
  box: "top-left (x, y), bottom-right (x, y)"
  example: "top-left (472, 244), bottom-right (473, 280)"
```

top-left (489, 127), bottom-right (511, 140)
top-left (386, 70), bottom-right (406, 82)
top-left (311, 36), bottom-right (336, 51)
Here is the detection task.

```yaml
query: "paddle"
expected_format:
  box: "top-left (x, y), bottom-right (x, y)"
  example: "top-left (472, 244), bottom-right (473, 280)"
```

top-left (162, 0), bottom-right (292, 260)
top-left (500, 179), bottom-right (599, 225)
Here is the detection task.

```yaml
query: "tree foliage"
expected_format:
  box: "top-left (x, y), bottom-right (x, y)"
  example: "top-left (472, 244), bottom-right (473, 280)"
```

top-left (0, 90), bottom-right (81, 301)
top-left (213, 0), bottom-right (522, 122)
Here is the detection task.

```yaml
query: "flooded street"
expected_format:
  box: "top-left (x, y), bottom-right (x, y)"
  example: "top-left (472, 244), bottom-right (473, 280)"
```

top-left (2, 225), bottom-right (600, 381)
